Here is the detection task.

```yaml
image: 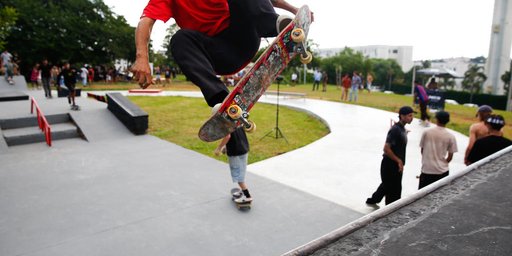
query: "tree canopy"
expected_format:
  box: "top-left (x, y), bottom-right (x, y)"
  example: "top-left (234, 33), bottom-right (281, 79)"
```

top-left (2, 0), bottom-right (135, 75)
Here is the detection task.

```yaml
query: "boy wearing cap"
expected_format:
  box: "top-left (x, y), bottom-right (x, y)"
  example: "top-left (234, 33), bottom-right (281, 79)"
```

top-left (418, 111), bottom-right (458, 189)
top-left (366, 106), bottom-right (414, 205)
top-left (464, 105), bottom-right (494, 165)
top-left (466, 115), bottom-right (511, 165)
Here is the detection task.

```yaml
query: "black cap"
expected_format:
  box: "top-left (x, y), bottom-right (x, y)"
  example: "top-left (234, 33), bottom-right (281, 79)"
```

top-left (485, 115), bottom-right (505, 130)
top-left (476, 105), bottom-right (492, 117)
top-left (399, 106), bottom-right (415, 115)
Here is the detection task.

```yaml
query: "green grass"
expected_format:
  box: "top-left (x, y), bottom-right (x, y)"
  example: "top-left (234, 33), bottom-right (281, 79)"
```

top-left (129, 96), bottom-right (330, 164)
top-left (267, 83), bottom-right (512, 139)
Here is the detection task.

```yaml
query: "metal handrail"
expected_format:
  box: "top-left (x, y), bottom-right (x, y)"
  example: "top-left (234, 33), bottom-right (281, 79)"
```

top-left (30, 97), bottom-right (52, 146)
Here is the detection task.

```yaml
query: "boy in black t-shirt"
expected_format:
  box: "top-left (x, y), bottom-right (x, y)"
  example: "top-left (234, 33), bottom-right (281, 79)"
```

top-left (215, 128), bottom-right (252, 203)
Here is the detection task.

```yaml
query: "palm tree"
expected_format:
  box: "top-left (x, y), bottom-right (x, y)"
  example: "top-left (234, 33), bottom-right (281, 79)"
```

top-left (462, 64), bottom-right (486, 103)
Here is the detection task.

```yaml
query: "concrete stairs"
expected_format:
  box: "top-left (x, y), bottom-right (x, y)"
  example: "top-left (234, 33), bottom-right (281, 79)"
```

top-left (0, 113), bottom-right (83, 147)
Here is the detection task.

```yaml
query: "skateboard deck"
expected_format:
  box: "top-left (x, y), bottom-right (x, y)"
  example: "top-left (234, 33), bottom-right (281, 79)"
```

top-left (87, 92), bottom-right (108, 103)
top-left (231, 188), bottom-right (251, 210)
top-left (198, 5), bottom-right (312, 142)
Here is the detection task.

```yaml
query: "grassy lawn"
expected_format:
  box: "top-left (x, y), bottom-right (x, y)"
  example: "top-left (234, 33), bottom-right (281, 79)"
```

top-left (129, 96), bottom-right (330, 164)
top-left (268, 83), bottom-right (512, 139)
top-left (91, 78), bottom-right (511, 162)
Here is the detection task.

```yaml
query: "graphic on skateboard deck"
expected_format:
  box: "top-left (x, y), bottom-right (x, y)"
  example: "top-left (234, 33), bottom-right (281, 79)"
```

top-left (198, 5), bottom-right (312, 142)
top-left (231, 188), bottom-right (251, 210)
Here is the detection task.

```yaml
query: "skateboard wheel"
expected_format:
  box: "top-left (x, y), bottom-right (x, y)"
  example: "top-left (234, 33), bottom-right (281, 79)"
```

top-left (227, 105), bottom-right (243, 119)
top-left (291, 28), bottom-right (305, 43)
top-left (244, 120), bottom-right (256, 133)
top-left (300, 51), bottom-right (313, 64)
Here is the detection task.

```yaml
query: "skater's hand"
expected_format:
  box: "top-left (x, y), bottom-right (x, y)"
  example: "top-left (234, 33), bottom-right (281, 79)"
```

top-left (397, 159), bottom-right (404, 172)
top-left (131, 60), bottom-right (153, 89)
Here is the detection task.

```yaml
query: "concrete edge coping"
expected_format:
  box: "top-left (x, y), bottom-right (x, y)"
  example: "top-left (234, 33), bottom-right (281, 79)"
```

top-left (282, 145), bottom-right (512, 256)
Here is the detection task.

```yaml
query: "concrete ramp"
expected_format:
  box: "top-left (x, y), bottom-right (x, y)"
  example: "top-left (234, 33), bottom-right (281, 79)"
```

top-left (0, 75), bottom-right (28, 91)
top-left (0, 76), bottom-right (29, 102)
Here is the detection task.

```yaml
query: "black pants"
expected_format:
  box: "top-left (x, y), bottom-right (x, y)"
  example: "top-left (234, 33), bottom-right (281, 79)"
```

top-left (418, 171), bottom-right (449, 189)
top-left (369, 157), bottom-right (403, 205)
top-left (170, 0), bottom-right (279, 107)
top-left (419, 102), bottom-right (430, 121)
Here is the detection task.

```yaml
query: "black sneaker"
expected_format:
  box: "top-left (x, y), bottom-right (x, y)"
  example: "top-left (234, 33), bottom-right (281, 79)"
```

top-left (366, 198), bottom-right (378, 205)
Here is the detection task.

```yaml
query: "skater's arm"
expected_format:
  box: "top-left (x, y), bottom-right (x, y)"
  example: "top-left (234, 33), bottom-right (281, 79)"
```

top-left (271, 0), bottom-right (314, 21)
top-left (214, 134), bottom-right (231, 156)
top-left (131, 17), bottom-right (155, 88)
top-left (383, 143), bottom-right (404, 172)
top-left (270, 0), bottom-right (298, 15)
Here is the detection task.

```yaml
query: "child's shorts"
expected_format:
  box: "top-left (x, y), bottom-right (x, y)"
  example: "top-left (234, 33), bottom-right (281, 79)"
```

top-left (228, 153), bottom-right (248, 183)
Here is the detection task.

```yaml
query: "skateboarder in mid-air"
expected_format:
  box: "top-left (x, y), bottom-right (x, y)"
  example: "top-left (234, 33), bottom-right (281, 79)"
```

top-left (131, 0), bottom-right (305, 106)
top-left (131, 0), bottom-right (310, 199)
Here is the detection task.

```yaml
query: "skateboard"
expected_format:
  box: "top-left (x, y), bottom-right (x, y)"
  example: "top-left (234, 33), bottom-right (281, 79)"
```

top-left (87, 92), bottom-right (108, 103)
top-left (231, 188), bottom-right (251, 210)
top-left (70, 105), bottom-right (80, 111)
top-left (198, 5), bottom-right (312, 142)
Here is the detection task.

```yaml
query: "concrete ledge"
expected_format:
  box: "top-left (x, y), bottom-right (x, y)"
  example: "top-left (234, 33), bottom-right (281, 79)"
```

top-left (0, 91), bottom-right (29, 102)
top-left (106, 92), bottom-right (148, 135)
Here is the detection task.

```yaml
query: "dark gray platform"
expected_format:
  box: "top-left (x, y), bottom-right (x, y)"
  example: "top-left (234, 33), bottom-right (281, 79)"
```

top-left (0, 91), bottom-right (29, 102)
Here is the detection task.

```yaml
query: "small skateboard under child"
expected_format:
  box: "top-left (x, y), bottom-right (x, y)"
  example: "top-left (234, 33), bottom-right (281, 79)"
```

top-left (231, 188), bottom-right (251, 210)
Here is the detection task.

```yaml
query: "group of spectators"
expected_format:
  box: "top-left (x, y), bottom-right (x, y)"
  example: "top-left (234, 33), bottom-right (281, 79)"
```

top-left (366, 104), bottom-right (511, 206)
top-left (152, 65), bottom-right (178, 86)
top-left (340, 71), bottom-right (372, 102)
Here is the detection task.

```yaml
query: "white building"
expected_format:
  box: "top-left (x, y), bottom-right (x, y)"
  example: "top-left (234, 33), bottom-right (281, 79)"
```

top-left (317, 45), bottom-right (414, 73)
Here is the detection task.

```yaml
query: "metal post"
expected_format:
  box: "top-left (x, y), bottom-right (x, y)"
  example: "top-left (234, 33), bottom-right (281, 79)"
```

top-left (507, 60), bottom-right (512, 111)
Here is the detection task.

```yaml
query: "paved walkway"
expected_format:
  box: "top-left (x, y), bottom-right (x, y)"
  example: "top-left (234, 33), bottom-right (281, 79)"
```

top-left (128, 90), bottom-right (469, 214)
top-left (0, 79), bottom-right (471, 255)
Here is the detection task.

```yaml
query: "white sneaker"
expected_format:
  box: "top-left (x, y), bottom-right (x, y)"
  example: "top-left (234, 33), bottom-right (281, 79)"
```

top-left (276, 15), bottom-right (293, 33)
top-left (234, 195), bottom-right (253, 204)
top-left (211, 103), bottom-right (222, 116)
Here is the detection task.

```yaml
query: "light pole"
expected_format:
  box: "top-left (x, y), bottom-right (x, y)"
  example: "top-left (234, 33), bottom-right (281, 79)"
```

top-left (507, 60), bottom-right (512, 111)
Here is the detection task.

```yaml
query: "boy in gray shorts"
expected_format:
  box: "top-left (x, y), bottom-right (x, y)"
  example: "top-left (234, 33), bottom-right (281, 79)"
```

top-left (215, 128), bottom-right (252, 203)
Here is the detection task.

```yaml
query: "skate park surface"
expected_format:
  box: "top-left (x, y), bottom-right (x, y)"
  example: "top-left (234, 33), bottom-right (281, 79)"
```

top-left (2, 76), bottom-right (510, 255)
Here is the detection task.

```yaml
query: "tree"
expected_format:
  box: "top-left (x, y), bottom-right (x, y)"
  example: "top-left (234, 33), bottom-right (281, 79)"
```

top-left (371, 58), bottom-right (404, 89)
top-left (162, 23), bottom-right (180, 65)
top-left (320, 47), bottom-right (365, 84)
top-left (0, 6), bottom-right (18, 50)
top-left (501, 69), bottom-right (510, 96)
top-left (462, 64), bottom-right (486, 102)
top-left (4, 0), bottom-right (135, 76)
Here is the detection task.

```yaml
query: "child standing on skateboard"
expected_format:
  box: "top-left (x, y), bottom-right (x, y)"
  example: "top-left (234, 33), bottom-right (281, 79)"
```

top-left (215, 128), bottom-right (252, 203)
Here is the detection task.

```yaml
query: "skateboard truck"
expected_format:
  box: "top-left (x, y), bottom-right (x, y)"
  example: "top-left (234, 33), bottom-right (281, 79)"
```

top-left (227, 105), bottom-right (256, 133)
top-left (291, 28), bottom-right (312, 64)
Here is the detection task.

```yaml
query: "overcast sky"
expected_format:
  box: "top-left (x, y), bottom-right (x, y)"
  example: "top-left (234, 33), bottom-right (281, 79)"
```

top-left (103, 0), bottom-right (503, 61)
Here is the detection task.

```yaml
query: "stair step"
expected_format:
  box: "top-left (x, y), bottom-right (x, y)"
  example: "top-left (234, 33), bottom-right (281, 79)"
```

top-left (2, 122), bottom-right (80, 146)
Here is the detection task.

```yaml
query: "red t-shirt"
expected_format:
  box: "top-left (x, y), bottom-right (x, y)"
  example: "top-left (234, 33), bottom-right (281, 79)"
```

top-left (142, 0), bottom-right (230, 37)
